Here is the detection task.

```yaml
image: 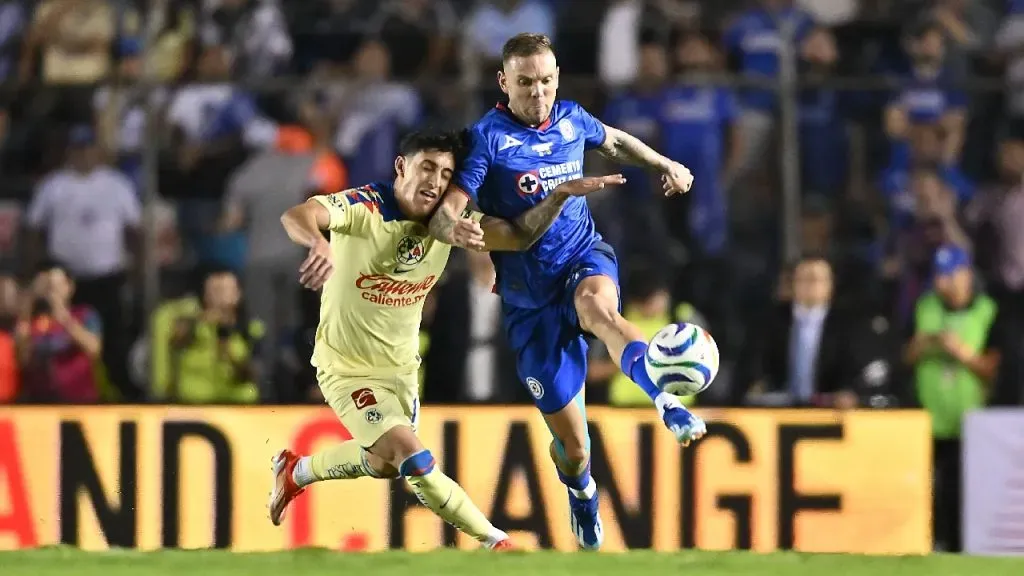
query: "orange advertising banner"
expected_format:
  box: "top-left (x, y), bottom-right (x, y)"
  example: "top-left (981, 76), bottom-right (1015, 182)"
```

top-left (0, 406), bottom-right (931, 554)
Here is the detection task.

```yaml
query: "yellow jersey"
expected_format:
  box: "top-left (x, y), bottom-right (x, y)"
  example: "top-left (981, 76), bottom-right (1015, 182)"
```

top-left (309, 183), bottom-right (451, 377)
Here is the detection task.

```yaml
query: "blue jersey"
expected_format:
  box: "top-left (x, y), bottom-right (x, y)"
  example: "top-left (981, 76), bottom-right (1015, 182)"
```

top-left (455, 100), bottom-right (607, 309)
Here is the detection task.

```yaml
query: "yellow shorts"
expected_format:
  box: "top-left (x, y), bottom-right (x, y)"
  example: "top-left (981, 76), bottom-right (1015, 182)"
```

top-left (317, 369), bottom-right (420, 447)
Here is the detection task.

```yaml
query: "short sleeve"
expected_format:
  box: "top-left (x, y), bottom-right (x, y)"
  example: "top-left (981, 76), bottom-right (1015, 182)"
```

top-left (25, 177), bottom-right (57, 227)
top-left (453, 128), bottom-right (491, 203)
top-left (112, 173), bottom-right (141, 226)
top-left (571, 101), bottom-right (607, 150)
top-left (310, 188), bottom-right (375, 236)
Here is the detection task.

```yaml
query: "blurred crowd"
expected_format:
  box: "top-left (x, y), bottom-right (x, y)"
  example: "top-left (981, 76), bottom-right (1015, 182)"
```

top-left (0, 0), bottom-right (1020, 440)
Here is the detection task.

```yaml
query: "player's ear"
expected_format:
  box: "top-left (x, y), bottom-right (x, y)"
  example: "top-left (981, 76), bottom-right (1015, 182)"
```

top-left (497, 70), bottom-right (508, 95)
top-left (394, 155), bottom-right (406, 179)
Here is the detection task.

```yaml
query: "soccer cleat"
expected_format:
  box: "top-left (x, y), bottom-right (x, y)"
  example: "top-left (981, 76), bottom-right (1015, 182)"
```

top-left (268, 449), bottom-right (305, 526)
top-left (489, 538), bottom-right (517, 551)
top-left (567, 489), bottom-right (604, 550)
top-left (656, 395), bottom-right (707, 446)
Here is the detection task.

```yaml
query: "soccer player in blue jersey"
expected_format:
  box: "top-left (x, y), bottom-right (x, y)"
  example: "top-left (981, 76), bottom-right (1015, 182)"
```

top-left (428, 33), bottom-right (707, 550)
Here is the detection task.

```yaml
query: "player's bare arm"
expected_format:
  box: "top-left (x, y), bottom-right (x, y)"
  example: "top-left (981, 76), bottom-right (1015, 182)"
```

top-left (597, 124), bottom-right (694, 196)
top-left (281, 198), bottom-right (334, 290)
top-left (428, 186), bottom-right (486, 250)
top-left (444, 175), bottom-right (627, 252)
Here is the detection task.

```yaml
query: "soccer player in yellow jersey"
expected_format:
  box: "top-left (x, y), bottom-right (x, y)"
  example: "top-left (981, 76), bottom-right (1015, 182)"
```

top-left (270, 129), bottom-right (624, 550)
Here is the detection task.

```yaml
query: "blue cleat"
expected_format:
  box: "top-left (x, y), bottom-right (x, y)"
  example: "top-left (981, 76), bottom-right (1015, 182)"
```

top-left (656, 394), bottom-right (707, 445)
top-left (567, 488), bottom-right (604, 550)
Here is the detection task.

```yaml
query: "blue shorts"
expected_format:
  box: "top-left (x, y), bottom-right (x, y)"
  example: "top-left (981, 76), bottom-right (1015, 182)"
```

top-left (502, 242), bottom-right (620, 414)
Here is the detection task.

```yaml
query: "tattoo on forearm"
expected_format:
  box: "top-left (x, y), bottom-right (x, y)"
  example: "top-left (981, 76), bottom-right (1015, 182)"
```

top-left (428, 205), bottom-right (457, 242)
top-left (512, 191), bottom-right (570, 248)
top-left (600, 130), bottom-right (667, 171)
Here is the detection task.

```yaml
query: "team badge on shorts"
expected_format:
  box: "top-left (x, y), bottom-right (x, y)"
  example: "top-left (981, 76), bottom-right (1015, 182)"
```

top-left (365, 408), bottom-right (383, 424)
top-left (526, 377), bottom-right (545, 399)
top-left (351, 388), bottom-right (378, 409)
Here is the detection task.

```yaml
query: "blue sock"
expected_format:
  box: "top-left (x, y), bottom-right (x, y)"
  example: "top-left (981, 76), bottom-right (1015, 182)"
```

top-left (557, 459), bottom-right (592, 493)
top-left (620, 340), bottom-right (661, 402)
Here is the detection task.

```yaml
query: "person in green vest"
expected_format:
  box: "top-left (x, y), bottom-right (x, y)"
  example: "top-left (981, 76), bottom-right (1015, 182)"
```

top-left (587, 273), bottom-right (707, 407)
top-left (151, 268), bottom-right (261, 404)
top-left (904, 243), bottom-right (1007, 552)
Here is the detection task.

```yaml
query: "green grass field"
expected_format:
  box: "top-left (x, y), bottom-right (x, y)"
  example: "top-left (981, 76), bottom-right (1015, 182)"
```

top-left (1, 548), bottom-right (1022, 576)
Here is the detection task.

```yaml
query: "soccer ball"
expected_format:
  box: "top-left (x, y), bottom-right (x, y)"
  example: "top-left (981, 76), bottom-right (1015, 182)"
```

top-left (644, 323), bottom-right (720, 396)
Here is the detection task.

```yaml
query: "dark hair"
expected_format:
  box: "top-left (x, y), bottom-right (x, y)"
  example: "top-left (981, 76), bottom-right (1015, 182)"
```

top-left (196, 265), bottom-right (237, 294)
top-left (501, 33), bottom-right (554, 63)
top-left (398, 129), bottom-right (466, 162)
top-left (35, 259), bottom-right (69, 278)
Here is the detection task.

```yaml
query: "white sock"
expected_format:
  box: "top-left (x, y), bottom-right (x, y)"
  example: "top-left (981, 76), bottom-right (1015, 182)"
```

top-left (483, 528), bottom-right (509, 547)
top-left (568, 477), bottom-right (597, 500)
top-left (292, 456), bottom-right (316, 487)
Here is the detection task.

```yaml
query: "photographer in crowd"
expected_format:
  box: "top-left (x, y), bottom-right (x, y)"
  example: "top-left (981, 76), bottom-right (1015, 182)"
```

top-left (13, 263), bottom-right (104, 403)
top-left (151, 267), bottom-right (261, 404)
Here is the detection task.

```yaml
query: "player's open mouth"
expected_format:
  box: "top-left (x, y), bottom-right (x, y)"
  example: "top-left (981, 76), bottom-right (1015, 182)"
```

top-left (419, 189), bottom-right (438, 200)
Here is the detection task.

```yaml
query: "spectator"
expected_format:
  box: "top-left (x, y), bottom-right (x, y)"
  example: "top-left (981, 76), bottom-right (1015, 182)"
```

top-left (218, 102), bottom-right (342, 395)
top-left (24, 124), bottom-right (140, 398)
top-left (798, 26), bottom-right (848, 199)
top-left (0, 273), bottom-right (18, 402)
top-left (723, 0), bottom-right (817, 189)
top-left (995, 0), bottom-right (1024, 122)
top-left (964, 131), bottom-right (1024, 405)
top-left (904, 243), bottom-right (1007, 552)
top-left (152, 267), bottom-right (261, 404)
top-left (601, 43), bottom-right (673, 263)
top-left (0, 1), bottom-right (26, 83)
top-left (329, 40), bottom-right (421, 185)
top-left (20, 0), bottom-right (115, 86)
top-left (367, 0), bottom-right (458, 80)
top-left (886, 166), bottom-right (971, 326)
top-left (881, 122), bottom-right (974, 231)
top-left (166, 44), bottom-right (276, 271)
top-left (744, 254), bottom-right (864, 409)
top-left (661, 34), bottom-right (740, 262)
top-left (588, 269), bottom-right (706, 407)
top-left (200, 0), bottom-right (293, 80)
top-left (885, 19), bottom-right (967, 167)
top-left (14, 262), bottom-right (104, 403)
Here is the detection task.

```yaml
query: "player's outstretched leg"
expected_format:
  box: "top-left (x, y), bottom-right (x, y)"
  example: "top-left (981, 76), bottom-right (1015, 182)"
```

top-left (269, 429), bottom-right (511, 550)
top-left (544, 395), bottom-right (603, 550)
top-left (269, 441), bottom-right (395, 525)
top-left (574, 275), bottom-right (706, 445)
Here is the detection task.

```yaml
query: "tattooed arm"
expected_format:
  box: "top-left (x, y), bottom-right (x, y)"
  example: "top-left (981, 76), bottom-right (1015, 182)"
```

top-left (429, 176), bottom-right (626, 252)
top-left (597, 124), bottom-right (693, 195)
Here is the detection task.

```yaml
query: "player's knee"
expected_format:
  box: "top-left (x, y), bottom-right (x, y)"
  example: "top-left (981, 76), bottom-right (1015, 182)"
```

top-left (364, 450), bottom-right (400, 479)
top-left (575, 291), bottom-right (617, 333)
top-left (398, 449), bottom-right (437, 478)
top-left (369, 425), bottom-right (425, 471)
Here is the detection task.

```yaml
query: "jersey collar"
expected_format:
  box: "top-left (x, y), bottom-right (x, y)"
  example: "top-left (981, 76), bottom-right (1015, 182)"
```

top-left (495, 102), bottom-right (553, 131)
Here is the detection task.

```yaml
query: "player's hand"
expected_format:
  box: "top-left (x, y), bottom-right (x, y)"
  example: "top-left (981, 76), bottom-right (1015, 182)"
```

top-left (661, 162), bottom-right (694, 196)
top-left (452, 218), bottom-right (485, 251)
top-left (554, 174), bottom-right (627, 197)
top-left (298, 238), bottom-right (334, 291)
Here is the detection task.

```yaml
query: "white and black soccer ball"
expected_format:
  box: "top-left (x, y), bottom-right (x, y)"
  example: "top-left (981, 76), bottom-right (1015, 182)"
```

top-left (644, 323), bottom-right (720, 396)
